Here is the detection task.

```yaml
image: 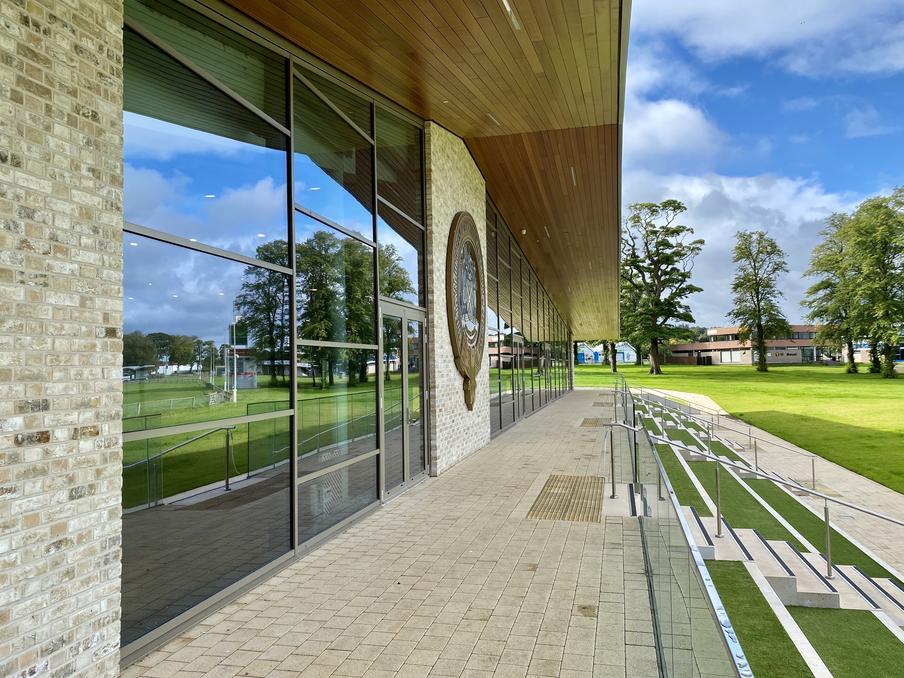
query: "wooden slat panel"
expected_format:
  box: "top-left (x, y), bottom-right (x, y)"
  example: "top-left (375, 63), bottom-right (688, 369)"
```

top-left (221, 0), bottom-right (626, 337)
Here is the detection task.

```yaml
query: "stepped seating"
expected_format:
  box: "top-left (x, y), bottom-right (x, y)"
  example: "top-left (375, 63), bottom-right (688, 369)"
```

top-left (839, 566), bottom-right (904, 626)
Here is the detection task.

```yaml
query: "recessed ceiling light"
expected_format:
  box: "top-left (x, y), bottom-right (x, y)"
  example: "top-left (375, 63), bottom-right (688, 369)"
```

top-left (500, 0), bottom-right (521, 30)
top-left (172, 294), bottom-right (179, 298)
top-left (521, 229), bottom-right (527, 235)
top-left (543, 226), bottom-right (551, 239)
top-left (147, 282), bottom-right (152, 286)
top-left (204, 194), bottom-right (216, 198)
top-left (487, 112), bottom-right (501, 126)
top-left (189, 238), bottom-right (197, 242)
top-left (309, 187), bottom-right (320, 191)
top-left (257, 233), bottom-right (266, 238)
top-left (127, 296), bottom-right (134, 300)
top-left (570, 166), bottom-right (577, 187)
top-left (129, 242), bottom-right (138, 247)
top-left (442, 99), bottom-right (450, 104)
top-left (218, 292), bottom-right (224, 296)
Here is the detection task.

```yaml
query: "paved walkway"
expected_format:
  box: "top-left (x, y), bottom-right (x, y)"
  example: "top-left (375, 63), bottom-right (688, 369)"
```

top-left (124, 392), bottom-right (657, 678)
top-left (651, 389), bottom-right (904, 576)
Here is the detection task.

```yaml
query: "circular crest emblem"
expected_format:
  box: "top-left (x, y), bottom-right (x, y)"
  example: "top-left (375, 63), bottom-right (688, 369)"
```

top-left (446, 211), bottom-right (485, 410)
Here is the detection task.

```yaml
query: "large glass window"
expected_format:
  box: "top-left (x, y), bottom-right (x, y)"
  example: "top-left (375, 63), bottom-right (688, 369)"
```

top-left (377, 203), bottom-right (424, 306)
top-left (124, 27), bottom-right (288, 261)
top-left (293, 76), bottom-right (374, 241)
top-left (377, 108), bottom-right (423, 223)
top-left (295, 213), bottom-right (375, 345)
top-left (484, 198), bottom-right (571, 434)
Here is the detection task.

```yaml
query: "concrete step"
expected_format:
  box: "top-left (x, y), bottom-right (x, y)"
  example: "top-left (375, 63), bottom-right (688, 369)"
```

top-left (799, 552), bottom-right (875, 611)
top-left (602, 483), bottom-right (642, 518)
top-left (672, 443), bottom-right (708, 462)
top-left (768, 541), bottom-right (840, 608)
top-left (735, 529), bottom-right (797, 604)
top-left (681, 506), bottom-right (714, 560)
top-left (699, 516), bottom-right (749, 561)
top-left (837, 566), bottom-right (904, 626)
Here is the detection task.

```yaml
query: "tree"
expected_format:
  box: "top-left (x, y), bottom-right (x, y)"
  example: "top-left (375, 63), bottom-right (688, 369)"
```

top-left (804, 213), bottom-right (859, 373)
top-left (169, 334), bottom-right (197, 370)
top-left (237, 240), bottom-right (291, 386)
top-left (845, 194), bottom-right (904, 378)
top-left (728, 230), bottom-right (791, 372)
top-left (123, 331), bottom-right (157, 367)
top-left (378, 243), bottom-right (416, 302)
top-left (621, 200), bottom-right (704, 374)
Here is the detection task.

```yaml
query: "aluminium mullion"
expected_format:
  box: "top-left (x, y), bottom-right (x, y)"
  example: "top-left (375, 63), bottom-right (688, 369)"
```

top-left (294, 204), bottom-right (377, 248)
top-left (293, 69), bottom-right (375, 145)
top-left (401, 309), bottom-right (410, 484)
top-left (286, 57), bottom-right (300, 552)
top-left (125, 221), bottom-right (293, 276)
top-left (297, 448), bottom-right (380, 485)
top-left (124, 16), bottom-right (290, 138)
top-left (373, 101), bottom-right (386, 501)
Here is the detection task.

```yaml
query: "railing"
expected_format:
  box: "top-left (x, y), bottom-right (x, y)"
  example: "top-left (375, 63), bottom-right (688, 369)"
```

top-left (123, 426), bottom-right (236, 509)
top-left (636, 390), bottom-right (820, 489)
top-left (604, 415), bottom-right (748, 677)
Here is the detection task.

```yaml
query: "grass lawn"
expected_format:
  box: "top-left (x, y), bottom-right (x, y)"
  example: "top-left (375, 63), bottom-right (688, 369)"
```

top-left (654, 443), bottom-right (711, 516)
top-left (707, 561), bottom-right (813, 678)
top-left (789, 607), bottom-right (904, 676)
top-left (578, 364), bottom-right (904, 495)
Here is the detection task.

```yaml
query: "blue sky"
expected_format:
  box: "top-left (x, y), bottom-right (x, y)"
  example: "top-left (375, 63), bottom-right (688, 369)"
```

top-left (624, 0), bottom-right (904, 326)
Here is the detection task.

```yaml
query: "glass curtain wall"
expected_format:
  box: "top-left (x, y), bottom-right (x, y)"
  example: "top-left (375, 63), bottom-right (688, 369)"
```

top-left (121, 0), bottom-right (426, 648)
top-left (486, 198), bottom-right (572, 434)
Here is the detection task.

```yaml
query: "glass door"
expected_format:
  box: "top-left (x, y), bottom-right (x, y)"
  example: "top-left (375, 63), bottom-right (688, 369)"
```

top-left (380, 301), bottom-right (427, 496)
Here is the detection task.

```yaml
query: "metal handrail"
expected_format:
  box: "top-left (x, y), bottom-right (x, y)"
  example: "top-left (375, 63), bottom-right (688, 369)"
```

top-left (609, 417), bottom-right (904, 580)
top-left (637, 392), bottom-right (818, 462)
top-left (122, 426), bottom-right (236, 468)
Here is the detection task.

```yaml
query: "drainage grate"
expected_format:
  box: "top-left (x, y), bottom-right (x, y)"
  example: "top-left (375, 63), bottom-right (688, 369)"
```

top-left (527, 475), bottom-right (603, 523)
top-left (580, 417), bottom-right (606, 427)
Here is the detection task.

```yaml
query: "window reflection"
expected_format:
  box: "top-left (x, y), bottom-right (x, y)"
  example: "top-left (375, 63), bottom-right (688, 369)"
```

top-left (294, 76), bottom-right (374, 241)
top-left (377, 203), bottom-right (422, 306)
top-left (298, 456), bottom-right (378, 543)
top-left (123, 235), bottom-right (290, 433)
top-left (377, 108), bottom-right (423, 223)
top-left (126, 0), bottom-right (287, 124)
top-left (123, 27), bottom-right (288, 261)
top-left (295, 213), bottom-right (376, 345)
top-left (297, 347), bottom-right (378, 474)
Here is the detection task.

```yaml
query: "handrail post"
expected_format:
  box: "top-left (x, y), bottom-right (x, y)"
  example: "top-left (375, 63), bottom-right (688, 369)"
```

top-left (754, 439), bottom-right (758, 473)
top-left (812, 457), bottom-right (816, 490)
top-left (824, 499), bottom-right (833, 578)
top-left (609, 428), bottom-right (617, 499)
top-left (715, 462), bottom-right (723, 538)
top-left (747, 425), bottom-right (752, 449)
top-left (225, 428), bottom-right (233, 491)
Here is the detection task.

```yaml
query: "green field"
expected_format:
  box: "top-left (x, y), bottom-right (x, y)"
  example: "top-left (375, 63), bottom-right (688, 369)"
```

top-left (578, 364), bottom-right (904, 495)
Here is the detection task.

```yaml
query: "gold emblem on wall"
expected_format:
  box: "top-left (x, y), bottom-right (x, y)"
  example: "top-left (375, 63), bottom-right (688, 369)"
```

top-left (446, 211), bottom-right (485, 410)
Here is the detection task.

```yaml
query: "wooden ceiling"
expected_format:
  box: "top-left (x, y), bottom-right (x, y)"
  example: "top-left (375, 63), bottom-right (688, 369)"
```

top-left (222, 0), bottom-right (630, 338)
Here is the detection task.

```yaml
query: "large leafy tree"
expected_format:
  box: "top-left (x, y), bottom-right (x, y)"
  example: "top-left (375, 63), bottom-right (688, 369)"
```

top-left (804, 213), bottom-right (859, 373)
top-left (123, 331), bottom-right (157, 367)
top-left (845, 194), bottom-right (904, 378)
top-left (621, 200), bottom-right (704, 374)
top-left (728, 230), bottom-right (791, 372)
top-left (236, 240), bottom-right (291, 386)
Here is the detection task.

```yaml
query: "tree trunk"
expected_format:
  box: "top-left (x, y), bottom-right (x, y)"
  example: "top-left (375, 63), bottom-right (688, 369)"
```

top-left (609, 342), bottom-right (618, 373)
top-left (327, 357), bottom-right (335, 386)
top-left (648, 338), bottom-right (662, 375)
top-left (869, 339), bottom-right (881, 373)
top-left (845, 339), bottom-right (858, 374)
top-left (634, 345), bottom-right (642, 366)
top-left (881, 343), bottom-right (897, 378)
top-left (755, 323), bottom-right (768, 372)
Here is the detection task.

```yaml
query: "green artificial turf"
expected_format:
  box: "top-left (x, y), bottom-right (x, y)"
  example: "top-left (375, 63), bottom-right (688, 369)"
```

top-left (655, 443), bottom-right (711, 516)
top-left (746, 478), bottom-right (894, 579)
top-left (789, 607), bottom-right (904, 676)
top-left (688, 460), bottom-right (804, 548)
top-left (576, 364), bottom-right (904, 495)
top-left (707, 561), bottom-right (813, 678)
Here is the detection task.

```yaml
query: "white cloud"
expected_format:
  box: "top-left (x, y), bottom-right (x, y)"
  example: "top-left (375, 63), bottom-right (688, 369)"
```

top-left (623, 170), bottom-right (861, 326)
top-left (624, 97), bottom-right (726, 170)
top-left (844, 105), bottom-right (897, 138)
top-left (783, 97), bottom-right (820, 112)
top-left (631, 0), bottom-right (904, 77)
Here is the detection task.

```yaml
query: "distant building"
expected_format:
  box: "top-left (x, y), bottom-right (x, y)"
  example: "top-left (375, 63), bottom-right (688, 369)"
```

top-left (668, 325), bottom-right (833, 365)
top-left (576, 342), bottom-right (638, 364)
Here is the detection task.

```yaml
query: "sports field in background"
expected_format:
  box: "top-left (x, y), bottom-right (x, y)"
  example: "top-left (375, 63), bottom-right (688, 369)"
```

top-left (576, 363), bottom-right (904, 495)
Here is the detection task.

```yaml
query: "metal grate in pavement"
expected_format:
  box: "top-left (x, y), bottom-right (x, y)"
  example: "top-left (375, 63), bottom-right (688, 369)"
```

top-left (580, 417), bottom-right (606, 427)
top-left (527, 475), bottom-right (603, 523)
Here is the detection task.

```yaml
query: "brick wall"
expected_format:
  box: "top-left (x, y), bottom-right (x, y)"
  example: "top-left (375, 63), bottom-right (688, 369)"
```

top-left (0, 1), bottom-right (124, 675)
top-left (424, 123), bottom-right (491, 474)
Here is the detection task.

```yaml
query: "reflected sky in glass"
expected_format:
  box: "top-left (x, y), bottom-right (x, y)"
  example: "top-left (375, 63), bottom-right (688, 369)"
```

top-left (124, 112), bottom-right (288, 261)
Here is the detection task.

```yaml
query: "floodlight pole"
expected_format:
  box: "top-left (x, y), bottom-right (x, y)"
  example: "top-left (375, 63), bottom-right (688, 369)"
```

top-left (232, 314), bottom-right (240, 403)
